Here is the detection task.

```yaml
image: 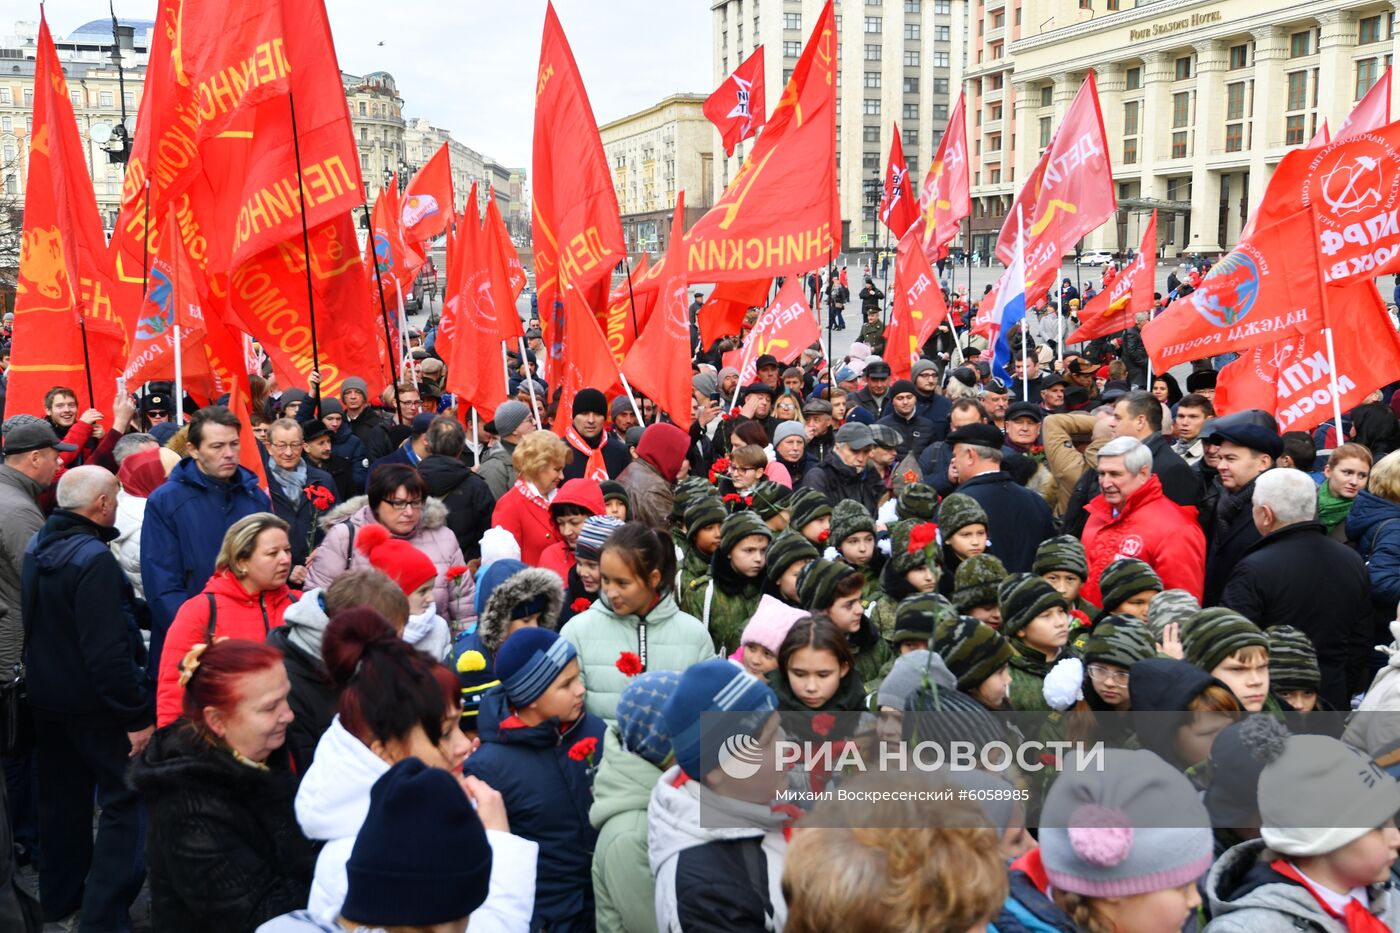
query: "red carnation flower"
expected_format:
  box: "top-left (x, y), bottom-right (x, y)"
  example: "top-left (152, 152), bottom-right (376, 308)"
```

top-left (615, 651), bottom-right (643, 677)
top-left (712, 457), bottom-right (731, 473)
top-left (568, 736), bottom-right (599, 762)
top-left (723, 493), bottom-right (743, 504)
top-left (907, 522), bottom-right (939, 554)
top-left (571, 597), bottom-right (593, 613)
top-left (811, 713), bottom-right (836, 737)
top-left (445, 565), bottom-right (469, 581)
top-left (304, 484), bottom-right (335, 510)
top-left (817, 529), bottom-right (830, 542)
top-left (728, 406), bottom-right (741, 418)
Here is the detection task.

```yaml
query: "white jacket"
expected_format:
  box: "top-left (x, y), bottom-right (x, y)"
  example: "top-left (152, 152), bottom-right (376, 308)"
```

top-left (111, 489), bottom-right (146, 599)
top-left (295, 716), bottom-right (538, 932)
top-left (1344, 619), bottom-right (1400, 758)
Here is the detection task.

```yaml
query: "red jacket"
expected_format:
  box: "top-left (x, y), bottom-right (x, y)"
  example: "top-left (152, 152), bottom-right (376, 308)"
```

top-left (491, 485), bottom-right (559, 567)
top-left (1081, 474), bottom-right (1206, 605)
top-left (536, 478), bottom-right (604, 581)
top-left (156, 570), bottom-right (296, 727)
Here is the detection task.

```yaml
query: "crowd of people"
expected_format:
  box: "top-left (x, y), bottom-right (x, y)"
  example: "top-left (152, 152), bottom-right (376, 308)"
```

top-left (5, 265), bottom-right (1400, 933)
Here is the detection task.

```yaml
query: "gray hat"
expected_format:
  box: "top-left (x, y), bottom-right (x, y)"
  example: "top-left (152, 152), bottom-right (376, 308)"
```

top-left (834, 422), bottom-right (875, 450)
top-left (2, 420), bottom-right (76, 455)
top-left (911, 359), bottom-right (938, 381)
top-left (491, 400), bottom-right (531, 438)
top-left (878, 649), bottom-right (936, 710)
top-left (340, 376), bottom-right (370, 397)
top-left (801, 398), bottom-right (832, 416)
top-left (869, 424), bottom-right (903, 449)
top-left (773, 421), bottom-right (806, 447)
top-left (692, 372), bottom-right (718, 397)
top-left (611, 395), bottom-right (633, 418)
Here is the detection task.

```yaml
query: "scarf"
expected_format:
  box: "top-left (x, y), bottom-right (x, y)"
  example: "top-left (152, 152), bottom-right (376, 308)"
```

top-left (1317, 482), bottom-right (1355, 535)
top-left (564, 425), bottom-right (608, 481)
top-left (1271, 860), bottom-right (1389, 933)
top-left (267, 460), bottom-right (307, 503)
top-left (512, 478), bottom-right (554, 511)
top-left (403, 602), bottom-right (439, 647)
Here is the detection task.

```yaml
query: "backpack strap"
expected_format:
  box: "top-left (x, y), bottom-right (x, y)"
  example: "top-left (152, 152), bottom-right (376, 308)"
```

top-left (205, 592), bottom-right (218, 642)
top-left (344, 522), bottom-right (356, 571)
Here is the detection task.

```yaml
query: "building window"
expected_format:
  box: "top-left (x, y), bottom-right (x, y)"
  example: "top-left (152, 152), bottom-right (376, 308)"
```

top-left (935, 0), bottom-right (950, 13)
top-left (1123, 138), bottom-right (1138, 164)
top-left (1225, 122), bottom-right (1244, 152)
top-left (905, 23), bottom-right (920, 40)
top-left (0, 117), bottom-right (9, 132)
top-left (1289, 30), bottom-right (1312, 57)
top-left (1126, 66), bottom-right (1141, 90)
top-left (1124, 100), bottom-right (1139, 135)
top-left (1175, 56), bottom-right (1193, 80)
top-left (933, 51), bottom-right (949, 67)
top-left (358, 101), bottom-right (366, 116)
top-left (1357, 58), bottom-right (1381, 100)
top-left (904, 103), bottom-right (919, 119)
top-left (905, 49), bottom-right (921, 67)
top-left (70, 90), bottom-right (81, 107)
top-left (1285, 114), bottom-right (1306, 145)
top-left (1039, 117), bottom-right (1052, 148)
top-left (1360, 15), bottom-right (1383, 44)
top-left (1080, 0), bottom-right (1092, 8)
top-left (989, 42), bottom-right (1003, 59)
top-left (988, 133), bottom-right (1001, 152)
top-left (784, 12), bottom-right (801, 29)
top-left (784, 41), bottom-right (802, 57)
top-left (904, 128), bottom-right (919, 144)
top-left (96, 90), bottom-right (112, 107)
top-left (935, 24), bottom-right (950, 41)
top-left (0, 89), bottom-right (9, 104)
top-left (992, 11), bottom-right (1005, 27)
top-left (863, 152), bottom-right (881, 169)
top-left (1286, 70), bottom-right (1308, 110)
top-left (1040, 85), bottom-right (1053, 107)
top-left (865, 71), bottom-right (882, 88)
top-left (23, 88), bottom-right (32, 106)
top-left (905, 76), bottom-right (919, 93)
top-left (865, 43), bottom-right (882, 61)
top-left (1172, 91), bottom-right (1191, 128)
top-left (990, 103), bottom-right (1002, 121)
top-left (934, 77), bottom-right (949, 94)
top-left (864, 126), bottom-right (881, 143)
top-left (865, 16), bottom-right (882, 33)
top-left (905, 0), bottom-right (921, 11)
top-left (864, 98), bottom-right (881, 115)
top-left (989, 73), bottom-right (1004, 90)
top-left (784, 68), bottom-right (794, 84)
top-left (1107, 0), bottom-right (1120, 9)
top-left (933, 103), bottom-right (948, 119)
top-left (1229, 44), bottom-right (1249, 69)
top-left (1171, 131), bottom-right (1188, 158)
top-left (2, 145), bottom-right (13, 162)
top-left (1226, 82), bottom-right (1247, 120)
top-left (990, 167), bottom-right (1002, 184)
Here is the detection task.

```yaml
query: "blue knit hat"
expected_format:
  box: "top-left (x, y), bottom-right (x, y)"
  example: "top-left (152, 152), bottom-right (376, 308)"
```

top-left (663, 659), bottom-right (777, 779)
top-left (494, 628), bottom-right (578, 708)
top-left (341, 758), bottom-right (492, 925)
top-left (617, 670), bottom-right (683, 767)
top-left (576, 515), bottom-right (624, 562)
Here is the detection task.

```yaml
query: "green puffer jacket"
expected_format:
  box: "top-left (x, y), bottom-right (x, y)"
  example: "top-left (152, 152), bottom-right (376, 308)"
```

top-left (849, 614), bottom-right (895, 692)
top-left (1008, 639), bottom-right (1058, 712)
top-left (678, 555), bottom-right (765, 656)
top-left (589, 728), bottom-right (663, 933)
top-left (677, 546), bottom-right (710, 598)
top-left (560, 592), bottom-right (716, 723)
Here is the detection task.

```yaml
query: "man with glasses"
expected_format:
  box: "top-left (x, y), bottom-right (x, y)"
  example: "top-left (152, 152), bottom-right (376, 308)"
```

top-left (383, 382), bottom-right (423, 448)
top-left (264, 418), bottom-right (338, 585)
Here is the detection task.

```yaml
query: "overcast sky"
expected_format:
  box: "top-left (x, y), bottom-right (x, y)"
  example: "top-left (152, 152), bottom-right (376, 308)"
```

top-left (35, 0), bottom-right (714, 168)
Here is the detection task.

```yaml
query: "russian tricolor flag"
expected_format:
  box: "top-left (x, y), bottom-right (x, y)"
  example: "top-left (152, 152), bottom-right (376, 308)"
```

top-left (988, 206), bottom-right (1027, 387)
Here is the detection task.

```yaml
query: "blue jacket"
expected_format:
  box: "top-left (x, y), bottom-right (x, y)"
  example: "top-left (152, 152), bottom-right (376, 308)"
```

top-left (330, 424), bottom-right (369, 492)
top-left (266, 461), bottom-right (339, 570)
top-left (1347, 489), bottom-right (1400, 620)
top-left (365, 443), bottom-right (418, 489)
top-left (464, 689), bottom-right (605, 932)
top-left (914, 391), bottom-right (953, 443)
top-left (956, 470), bottom-right (1055, 573)
top-left (140, 458), bottom-right (271, 668)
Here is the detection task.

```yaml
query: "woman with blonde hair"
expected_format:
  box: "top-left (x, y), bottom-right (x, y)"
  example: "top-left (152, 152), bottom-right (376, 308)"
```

top-left (490, 430), bottom-right (572, 566)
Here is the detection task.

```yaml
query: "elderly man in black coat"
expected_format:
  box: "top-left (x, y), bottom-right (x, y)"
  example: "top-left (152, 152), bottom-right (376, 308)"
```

top-left (946, 422), bottom-right (1054, 573)
top-left (799, 422), bottom-right (884, 515)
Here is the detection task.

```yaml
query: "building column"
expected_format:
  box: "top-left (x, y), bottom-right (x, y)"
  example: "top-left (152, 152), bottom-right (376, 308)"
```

top-left (1012, 79), bottom-right (1037, 187)
top-left (1094, 63), bottom-right (1126, 253)
top-left (1316, 10), bottom-right (1359, 129)
top-left (1247, 27), bottom-right (1286, 220)
top-left (1189, 40), bottom-right (1227, 253)
top-left (1139, 52), bottom-right (1173, 203)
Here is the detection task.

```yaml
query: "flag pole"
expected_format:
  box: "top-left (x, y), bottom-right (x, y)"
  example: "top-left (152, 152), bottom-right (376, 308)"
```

top-left (519, 336), bottom-right (542, 426)
top-left (76, 315), bottom-right (96, 409)
top-left (622, 258), bottom-right (641, 343)
top-left (618, 373), bottom-right (645, 425)
top-left (1020, 328), bottom-right (1029, 402)
top-left (286, 92), bottom-right (320, 376)
top-left (501, 342), bottom-right (513, 398)
top-left (880, 224), bottom-right (892, 329)
top-left (471, 407), bottom-right (480, 460)
top-left (825, 249), bottom-right (836, 387)
top-left (362, 200), bottom-right (402, 392)
top-left (729, 325), bottom-right (761, 413)
top-left (173, 324), bottom-right (184, 423)
top-left (1324, 326), bottom-right (1344, 443)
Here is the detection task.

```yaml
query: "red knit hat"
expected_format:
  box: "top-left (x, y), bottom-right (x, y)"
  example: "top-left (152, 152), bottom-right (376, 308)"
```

top-left (355, 524), bottom-right (437, 595)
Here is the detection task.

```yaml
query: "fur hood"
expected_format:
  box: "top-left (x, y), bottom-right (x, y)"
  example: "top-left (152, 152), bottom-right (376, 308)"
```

top-left (317, 494), bottom-right (449, 533)
top-left (477, 566), bottom-right (565, 652)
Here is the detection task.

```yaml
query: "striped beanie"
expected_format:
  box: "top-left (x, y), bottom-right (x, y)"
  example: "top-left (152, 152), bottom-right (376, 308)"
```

top-left (575, 515), bottom-right (625, 563)
top-left (1266, 625), bottom-right (1320, 691)
top-left (998, 573), bottom-right (1069, 639)
top-left (893, 592), bottom-right (958, 646)
top-left (1098, 558), bottom-right (1163, 614)
top-left (952, 553), bottom-right (1008, 613)
top-left (765, 532), bottom-right (819, 587)
top-left (1182, 608), bottom-right (1267, 673)
top-left (932, 614), bottom-right (1015, 691)
top-left (797, 558), bottom-right (862, 612)
top-left (829, 499), bottom-right (875, 549)
top-left (663, 659), bottom-right (778, 779)
top-left (720, 510), bottom-right (773, 556)
top-left (749, 480), bottom-right (792, 521)
top-left (494, 628), bottom-right (578, 708)
top-left (897, 482), bottom-right (939, 521)
top-left (672, 477), bottom-right (714, 523)
top-left (1033, 534), bottom-right (1088, 580)
top-left (684, 496), bottom-right (728, 546)
top-left (1082, 615), bottom-right (1157, 668)
top-left (1147, 589), bottom-right (1200, 640)
top-left (454, 649), bottom-right (500, 722)
top-left (616, 670), bottom-right (683, 767)
top-left (937, 492), bottom-right (988, 539)
top-left (888, 519), bottom-right (940, 576)
top-left (788, 488), bottom-right (833, 533)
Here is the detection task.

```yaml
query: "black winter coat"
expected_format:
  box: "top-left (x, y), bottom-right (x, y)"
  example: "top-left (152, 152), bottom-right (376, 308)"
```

top-left (1204, 478), bottom-right (1263, 607)
top-left (267, 462), bottom-right (339, 569)
top-left (417, 454), bottom-right (496, 560)
top-left (955, 471), bottom-right (1056, 573)
top-left (799, 451), bottom-right (883, 514)
top-left (914, 391), bottom-right (953, 443)
top-left (877, 409), bottom-right (937, 460)
top-left (561, 431), bottom-right (631, 481)
top-left (347, 408), bottom-right (394, 461)
top-left (128, 724), bottom-right (315, 933)
top-left (265, 625), bottom-right (337, 776)
top-left (1221, 521), bottom-right (1372, 708)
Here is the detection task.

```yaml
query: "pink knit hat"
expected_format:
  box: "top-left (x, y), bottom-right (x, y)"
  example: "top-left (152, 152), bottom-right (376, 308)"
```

top-left (738, 596), bottom-right (807, 656)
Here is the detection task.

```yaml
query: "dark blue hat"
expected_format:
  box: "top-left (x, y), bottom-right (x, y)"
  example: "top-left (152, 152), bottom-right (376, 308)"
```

top-left (494, 628), bottom-right (578, 708)
top-left (1207, 421), bottom-right (1283, 460)
top-left (663, 659), bottom-right (777, 779)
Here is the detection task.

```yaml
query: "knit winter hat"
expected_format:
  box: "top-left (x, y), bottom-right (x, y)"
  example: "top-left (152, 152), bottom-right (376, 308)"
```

top-left (683, 496), bottom-right (727, 545)
top-left (797, 558), bottom-right (862, 611)
top-left (1039, 748), bottom-right (1213, 898)
top-left (339, 376), bottom-right (370, 398)
top-left (671, 476), bottom-right (713, 523)
top-left (773, 421), bottom-right (807, 448)
top-left (889, 378), bottom-right (917, 400)
top-left (887, 519), bottom-right (941, 576)
top-left (911, 358), bottom-right (938, 381)
top-left (997, 573), bottom-right (1068, 639)
top-left (1033, 534), bottom-right (1088, 580)
top-left (575, 515), bottom-right (625, 563)
top-left (493, 628), bottom-right (578, 709)
top-left (342, 758), bottom-right (492, 926)
top-left (663, 659), bottom-right (778, 779)
top-left (878, 649), bottom-right (935, 710)
top-left (320, 398), bottom-right (346, 417)
top-left (616, 670), bottom-right (683, 768)
top-left (599, 479), bottom-right (630, 510)
top-left (829, 499), bottom-right (876, 549)
top-left (893, 592), bottom-right (958, 646)
top-left (572, 387), bottom-right (608, 418)
top-left (932, 614), bottom-right (1015, 691)
top-left (1266, 625), bottom-right (1321, 692)
top-left (937, 493), bottom-right (988, 539)
top-left (748, 480), bottom-right (792, 521)
top-left (1082, 616), bottom-right (1157, 668)
top-left (1146, 589), bottom-right (1199, 640)
top-left (354, 524), bottom-right (437, 596)
top-left (952, 553), bottom-right (1008, 613)
top-left (765, 532), bottom-right (819, 586)
top-left (720, 510), bottom-right (773, 559)
top-left (1097, 558), bottom-right (1162, 613)
top-left (788, 488), bottom-right (833, 533)
top-left (1182, 607), bottom-right (1267, 674)
top-left (897, 482), bottom-right (939, 521)
top-left (1202, 715), bottom-right (1291, 829)
top-left (453, 649), bottom-right (500, 722)
top-left (739, 595), bottom-right (808, 656)
top-left (1258, 734), bottom-right (1400, 856)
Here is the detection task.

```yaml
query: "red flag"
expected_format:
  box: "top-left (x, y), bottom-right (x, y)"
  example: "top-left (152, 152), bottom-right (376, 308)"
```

top-left (1067, 212), bottom-right (1158, 344)
top-left (1142, 209), bottom-right (1328, 372)
top-left (1215, 283), bottom-right (1400, 434)
top-left (402, 143), bottom-right (455, 245)
top-left (721, 278), bottom-right (820, 385)
top-left (556, 287), bottom-right (625, 441)
top-left (533, 2), bottom-right (627, 370)
top-left (9, 15), bottom-right (126, 417)
top-left (485, 195), bottom-right (526, 343)
top-left (1338, 66), bottom-right (1392, 140)
top-left (487, 188), bottom-right (528, 298)
top-left (228, 375), bottom-right (269, 494)
top-left (685, 1), bottom-right (839, 282)
top-left (443, 190), bottom-right (510, 416)
top-left (698, 277), bottom-right (773, 347)
top-left (704, 44), bottom-right (767, 157)
top-left (596, 255), bottom-right (648, 368)
top-left (880, 124), bottom-right (919, 237)
top-left (123, 206), bottom-right (214, 392)
top-left (366, 176), bottom-right (426, 303)
top-left (883, 226), bottom-right (949, 380)
top-left (996, 73), bottom-right (1116, 305)
top-left (623, 194), bottom-right (693, 430)
top-left (915, 91), bottom-right (971, 262)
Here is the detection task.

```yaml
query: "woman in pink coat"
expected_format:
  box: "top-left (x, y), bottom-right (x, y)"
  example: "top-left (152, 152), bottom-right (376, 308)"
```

top-left (490, 430), bottom-right (570, 566)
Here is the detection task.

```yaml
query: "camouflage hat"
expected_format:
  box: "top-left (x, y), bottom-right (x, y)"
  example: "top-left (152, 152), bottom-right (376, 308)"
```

top-left (933, 615), bottom-right (1015, 691)
top-left (829, 499), bottom-right (876, 549)
top-left (952, 553), bottom-right (1009, 613)
top-left (1147, 589), bottom-right (1200, 640)
top-left (1082, 615), bottom-right (1157, 668)
top-left (894, 592), bottom-right (959, 646)
top-left (1182, 607), bottom-right (1267, 674)
top-left (796, 558), bottom-right (863, 612)
top-left (938, 492), bottom-right (988, 540)
top-left (997, 573), bottom-right (1068, 639)
top-left (672, 476), bottom-right (714, 523)
top-left (788, 488), bottom-right (833, 534)
top-left (1266, 625), bottom-right (1321, 692)
top-left (719, 509), bottom-right (773, 559)
top-left (888, 519), bottom-right (942, 576)
top-left (1097, 558), bottom-right (1163, 615)
top-left (748, 480), bottom-right (792, 521)
top-left (898, 482), bottom-right (940, 521)
top-left (765, 532), bottom-right (819, 587)
top-left (683, 496), bottom-right (727, 546)
top-left (1033, 534), bottom-right (1088, 580)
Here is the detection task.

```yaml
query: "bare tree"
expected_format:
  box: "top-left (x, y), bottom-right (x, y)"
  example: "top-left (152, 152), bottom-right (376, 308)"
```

top-left (0, 154), bottom-right (21, 318)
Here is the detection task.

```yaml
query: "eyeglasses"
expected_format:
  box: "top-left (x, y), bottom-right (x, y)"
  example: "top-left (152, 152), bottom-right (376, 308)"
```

top-left (1086, 664), bottom-right (1130, 686)
top-left (383, 498), bottom-right (423, 512)
top-left (269, 442), bottom-right (303, 452)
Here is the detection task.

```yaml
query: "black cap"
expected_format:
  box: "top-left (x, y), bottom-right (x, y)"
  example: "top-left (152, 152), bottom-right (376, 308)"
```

top-left (3, 421), bottom-right (77, 455)
top-left (755, 354), bottom-right (780, 371)
top-left (946, 423), bottom-right (1005, 448)
top-left (1040, 374), bottom-right (1069, 390)
top-left (1207, 423), bottom-right (1283, 459)
top-left (302, 420), bottom-right (333, 443)
top-left (1186, 370), bottom-right (1218, 392)
top-left (410, 412), bottom-right (436, 436)
top-left (888, 379), bottom-right (917, 399)
top-left (740, 381), bottom-right (776, 399)
top-left (141, 393), bottom-right (174, 414)
top-left (865, 360), bottom-right (892, 379)
top-left (1100, 380), bottom-right (1131, 404)
top-left (982, 378), bottom-right (1009, 396)
top-left (965, 347), bottom-right (982, 358)
top-left (1006, 401), bottom-right (1044, 423)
